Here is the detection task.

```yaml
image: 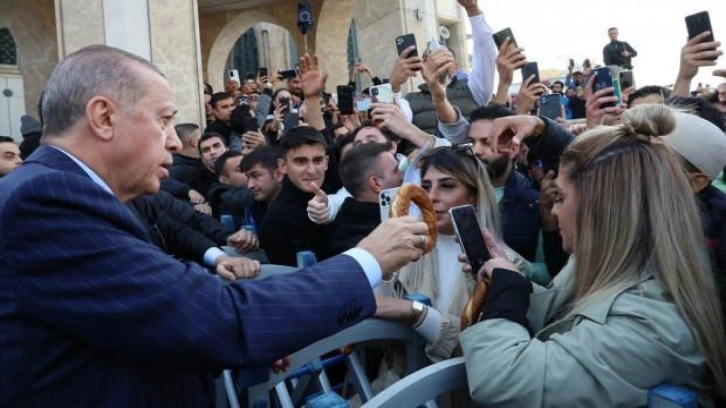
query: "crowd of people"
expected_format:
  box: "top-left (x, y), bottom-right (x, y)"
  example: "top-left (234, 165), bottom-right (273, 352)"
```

top-left (1, 0), bottom-right (726, 406)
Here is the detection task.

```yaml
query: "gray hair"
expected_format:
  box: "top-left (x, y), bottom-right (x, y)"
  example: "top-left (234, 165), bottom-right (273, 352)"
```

top-left (42, 44), bottom-right (164, 136)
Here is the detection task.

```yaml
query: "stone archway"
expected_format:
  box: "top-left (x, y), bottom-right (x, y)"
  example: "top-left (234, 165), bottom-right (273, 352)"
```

top-left (205, 10), bottom-right (290, 93)
top-left (314, 0), bottom-right (354, 89)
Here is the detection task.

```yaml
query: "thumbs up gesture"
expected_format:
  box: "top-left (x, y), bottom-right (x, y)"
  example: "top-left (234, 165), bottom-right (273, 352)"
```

top-left (306, 182), bottom-right (331, 224)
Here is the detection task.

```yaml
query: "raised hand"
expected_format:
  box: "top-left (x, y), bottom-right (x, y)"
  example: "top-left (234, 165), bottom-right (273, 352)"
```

top-left (422, 48), bottom-right (454, 99)
top-left (297, 53), bottom-right (328, 98)
top-left (389, 46), bottom-right (423, 93)
top-left (496, 38), bottom-right (527, 87)
top-left (306, 181), bottom-right (330, 224)
top-left (584, 76), bottom-right (624, 129)
top-left (516, 75), bottom-right (547, 115)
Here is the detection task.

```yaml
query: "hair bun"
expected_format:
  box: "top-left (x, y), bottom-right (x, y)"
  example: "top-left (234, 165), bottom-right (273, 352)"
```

top-left (621, 104), bottom-right (677, 140)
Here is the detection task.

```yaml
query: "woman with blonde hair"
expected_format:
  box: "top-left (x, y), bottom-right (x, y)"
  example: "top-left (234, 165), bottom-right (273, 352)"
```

top-left (461, 104), bottom-right (726, 406)
top-left (375, 145), bottom-right (532, 363)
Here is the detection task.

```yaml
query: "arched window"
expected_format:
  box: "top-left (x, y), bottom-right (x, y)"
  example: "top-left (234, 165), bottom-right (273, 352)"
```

top-left (0, 28), bottom-right (18, 66)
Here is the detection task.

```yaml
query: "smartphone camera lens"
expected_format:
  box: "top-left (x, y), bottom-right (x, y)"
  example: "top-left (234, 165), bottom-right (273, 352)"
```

top-left (372, 88), bottom-right (379, 96)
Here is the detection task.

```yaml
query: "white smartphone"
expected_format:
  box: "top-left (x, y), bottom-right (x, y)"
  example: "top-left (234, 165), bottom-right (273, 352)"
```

top-left (379, 187), bottom-right (400, 221)
top-left (228, 69), bottom-right (241, 84)
top-left (370, 84), bottom-right (394, 104)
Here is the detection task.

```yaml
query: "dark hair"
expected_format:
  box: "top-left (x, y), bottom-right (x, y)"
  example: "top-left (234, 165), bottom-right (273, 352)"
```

top-left (240, 145), bottom-right (281, 173)
top-left (551, 81), bottom-right (565, 90)
top-left (469, 104), bottom-right (514, 122)
top-left (198, 132), bottom-right (227, 155)
top-left (351, 121), bottom-right (400, 144)
top-left (340, 142), bottom-right (393, 197)
top-left (210, 92), bottom-right (232, 109)
top-left (279, 126), bottom-right (326, 157)
top-left (627, 86), bottom-right (671, 108)
top-left (204, 82), bottom-right (213, 95)
top-left (608, 27), bottom-right (618, 32)
top-left (666, 95), bottom-right (726, 132)
top-left (0, 136), bottom-right (15, 144)
top-left (336, 132), bottom-right (356, 156)
top-left (213, 150), bottom-right (242, 176)
top-left (174, 123), bottom-right (200, 143)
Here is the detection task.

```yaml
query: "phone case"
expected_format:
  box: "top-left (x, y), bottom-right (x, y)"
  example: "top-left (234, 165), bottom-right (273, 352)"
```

top-left (686, 11), bottom-right (716, 60)
top-left (228, 69), bottom-right (240, 84)
top-left (521, 62), bottom-right (540, 84)
top-left (492, 28), bottom-right (517, 50)
top-left (538, 94), bottom-right (562, 120)
top-left (449, 204), bottom-right (490, 275)
top-left (337, 85), bottom-right (355, 115)
top-left (593, 67), bottom-right (622, 107)
top-left (379, 187), bottom-right (400, 221)
top-left (395, 34), bottom-right (418, 57)
top-left (370, 84), bottom-right (394, 104)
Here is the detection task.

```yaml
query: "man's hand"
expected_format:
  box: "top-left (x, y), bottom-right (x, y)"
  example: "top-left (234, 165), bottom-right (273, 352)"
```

top-left (227, 229), bottom-right (259, 253)
top-left (215, 255), bottom-right (261, 280)
top-left (188, 189), bottom-right (206, 204)
top-left (357, 216), bottom-right (429, 280)
top-left (389, 46), bottom-right (423, 93)
top-left (487, 115), bottom-right (545, 154)
top-left (298, 53), bottom-right (328, 98)
top-left (371, 102), bottom-right (414, 137)
top-left (271, 356), bottom-right (292, 374)
top-left (584, 76), bottom-right (624, 129)
top-left (457, 0), bottom-right (482, 16)
top-left (516, 75), bottom-right (547, 115)
top-left (496, 38), bottom-right (527, 87)
top-left (194, 203), bottom-right (212, 215)
top-left (422, 48), bottom-right (454, 99)
top-left (621, 50), bottom-right (631, 58)
top-left (714, 68), bottom-right (726, 78)
top-left (677, 31), bottom-right (722, 82)
top-left (306, 182), bottom-right (330, 224)
top-left (243, 131), bottom-right (267, 150)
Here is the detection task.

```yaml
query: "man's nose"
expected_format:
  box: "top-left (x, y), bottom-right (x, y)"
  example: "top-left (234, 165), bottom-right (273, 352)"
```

top-left (166, 126), bottom-right (182, 153)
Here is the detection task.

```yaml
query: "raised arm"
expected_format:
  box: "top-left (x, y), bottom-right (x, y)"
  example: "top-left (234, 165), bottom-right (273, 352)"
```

top-left (460, 0), bottom-right (497, 106)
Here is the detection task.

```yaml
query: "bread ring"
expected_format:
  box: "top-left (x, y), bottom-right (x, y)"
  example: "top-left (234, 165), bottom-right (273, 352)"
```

top-left (389, 183), bottom-right (438, 254)
top-left (460, 277), bottom-right (490, 329)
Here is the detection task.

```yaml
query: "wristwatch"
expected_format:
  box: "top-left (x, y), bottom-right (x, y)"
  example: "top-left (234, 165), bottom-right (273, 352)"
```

top-left (410, 301), bottom-right (425, 326)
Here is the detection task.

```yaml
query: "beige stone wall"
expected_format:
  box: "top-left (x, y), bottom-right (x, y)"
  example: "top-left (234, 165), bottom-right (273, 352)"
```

top-left (0, 0), bottom-right (59, 115)
top-left (55, 0), bottom-right (105, 55)
top-left (149, 0), bottom-right (205, 126)
top-left (254, 23), bottom-right (294, 73)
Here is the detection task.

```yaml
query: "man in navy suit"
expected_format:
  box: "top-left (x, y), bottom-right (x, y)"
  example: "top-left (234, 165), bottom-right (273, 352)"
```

top-left (0, 45), bottom-right (429, 406)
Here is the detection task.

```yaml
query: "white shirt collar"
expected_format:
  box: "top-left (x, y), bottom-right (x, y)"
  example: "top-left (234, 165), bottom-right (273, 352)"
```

top-left (49, 145), bottom-right (114, 196)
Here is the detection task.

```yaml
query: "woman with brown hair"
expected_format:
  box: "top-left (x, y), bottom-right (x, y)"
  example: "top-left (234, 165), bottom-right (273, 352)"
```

top-left (461, 104), bottom-right (726, 406)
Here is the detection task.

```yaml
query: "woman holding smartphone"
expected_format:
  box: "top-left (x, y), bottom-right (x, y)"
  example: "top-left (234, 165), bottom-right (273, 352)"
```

top-left (460, 104), bottom-right (726, 405)
top-left (375, 146), bottom-right (532, 363)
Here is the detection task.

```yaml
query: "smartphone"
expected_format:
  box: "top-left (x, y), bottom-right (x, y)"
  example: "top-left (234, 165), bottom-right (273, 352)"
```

top-left (379, 187), bottom-right (400, 221)
top-left (370, 83), bottom-right (394, 104)
top-left (395, 33), bottom-right (419, 58)
top-left (278, 68), bottom-right (297, 79)
top-left (337, 85), bottom-right (355, 115)
top-left (592, 66), bottom-right (622, 107)
top-left (258, 67), bottom-right (268, 78)
top-left (427, 37), bottom-right (441, 53)
top-left (245, 72), bottom-right (255, 81)
top-left (568, 58), bottom-right (575, 68)
top-left (355, 97), bottom-right (372, 112)
top-left (686, 11), bottom-right (716, 60)
top-left (241, 116), bottom-right (258, 133)
top-left (619, 70), bottom-right (634, 89)
top-left (283, 112), bottom-right (299, 133)
top-left (538, 94), bottom-right (563, 120)
top-left (449, 204), bottom-right (491, 276)
top-left (492, 28), bottom-right (517, 51)
top-left (228, 69), bottom-right (241, 84)
top-left (521, 61), bottom-right (540, 84)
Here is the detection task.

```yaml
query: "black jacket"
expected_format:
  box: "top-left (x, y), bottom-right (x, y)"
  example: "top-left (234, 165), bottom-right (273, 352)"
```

top-left (698, 184), bottom-right (726, 322)
top-left (259, 177), bottom-right (329, 266)
top-left (169, 154), bottom-right (217, 198)
top-left (603, 40), bottom-right (637, 69)
top-left (207, 183), bottom-right (254, 229)
top-left (326, 198), bottom-right (381, 256)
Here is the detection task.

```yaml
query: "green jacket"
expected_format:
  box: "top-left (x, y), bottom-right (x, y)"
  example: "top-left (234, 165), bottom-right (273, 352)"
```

top-left (460, 261), bottom-right (712, 407)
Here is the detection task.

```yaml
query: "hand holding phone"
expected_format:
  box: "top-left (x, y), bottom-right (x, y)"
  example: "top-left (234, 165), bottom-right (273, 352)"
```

top-left (685, 11), bottom-right (718, 61)
top-left (450, 205), bottom-right (491, 276)
top-left (370, 83), bottom-right (394, 104)
top-left (521, 61), bottom-right (540, 84)
top-left (492, 28), bottom-right (517, 52)
top-left (539, 94), bottom-right (563, 120)
top-left (396, 33), bottom-right (418, 58)
top-left (592, 66), bottom-right (622, 107)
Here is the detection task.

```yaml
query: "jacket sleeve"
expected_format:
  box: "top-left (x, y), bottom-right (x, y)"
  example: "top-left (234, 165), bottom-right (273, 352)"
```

top-left (255, 90), bottom-right (273, 128)
top-left (525, 117), bottom-right (575, 173)
top-left (160, 178), bottom-right (191, 200)
top-left (460, 292), bottom-right (703, 406)
top-left (160, 191), bottom-right (231, 245)
top-left (467, 14), bottom-right (497, 106)
top-left (155, 210), bottom-right (218, 264)
top-left (4, 173), bottom-right (376, 371)
top-left (625, 41), bottom-right (637, 58)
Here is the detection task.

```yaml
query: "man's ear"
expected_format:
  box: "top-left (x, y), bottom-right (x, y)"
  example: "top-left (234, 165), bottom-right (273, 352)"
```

top-left (690, 172), bottom-right (711, 194)
top-left (219, 175), bottom-right (229, 184)
top-left (277, 158), bottom-right (287, 175)
top-left (86, 96), bottom-right (117, 141)
top-left (369, 175), bottom-right (383, 194)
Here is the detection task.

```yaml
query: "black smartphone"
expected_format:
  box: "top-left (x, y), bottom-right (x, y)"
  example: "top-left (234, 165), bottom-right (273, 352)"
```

top-left (337, 85), bottom-right (355, 115)
top-left (592, 66), bottom-right (622, 108)
top-left (245, 72), bottom-right (255, 81)
top-left (619, 70), bottom-right (634, 89)
top-left (278, 68), bottom-right (297, 79)
top-left (395, 33), bottom-right (418, 58)
top-left (686, 11), bottom-right (716, 60)
top-left (492, 27), bottom-right (517, 51)
top-left (283, 112), bottom-right (299, 133)
top-left (568, 58), bottom-right (575, 68)
top-left (521, 61), bottom-right (540, 84)
top-left (539, 94), bottom-right (562, 120)
top-left (241, 116), bottom-right (258, 133)
top-left (450, 204), bottom-right (491, 276)
top-left (258, 67), bottom-right (268, 78)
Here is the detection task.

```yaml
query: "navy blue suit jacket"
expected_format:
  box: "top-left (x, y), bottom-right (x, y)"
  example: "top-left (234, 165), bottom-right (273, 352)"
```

top-left (0, 146), bottom-right (375, 406)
